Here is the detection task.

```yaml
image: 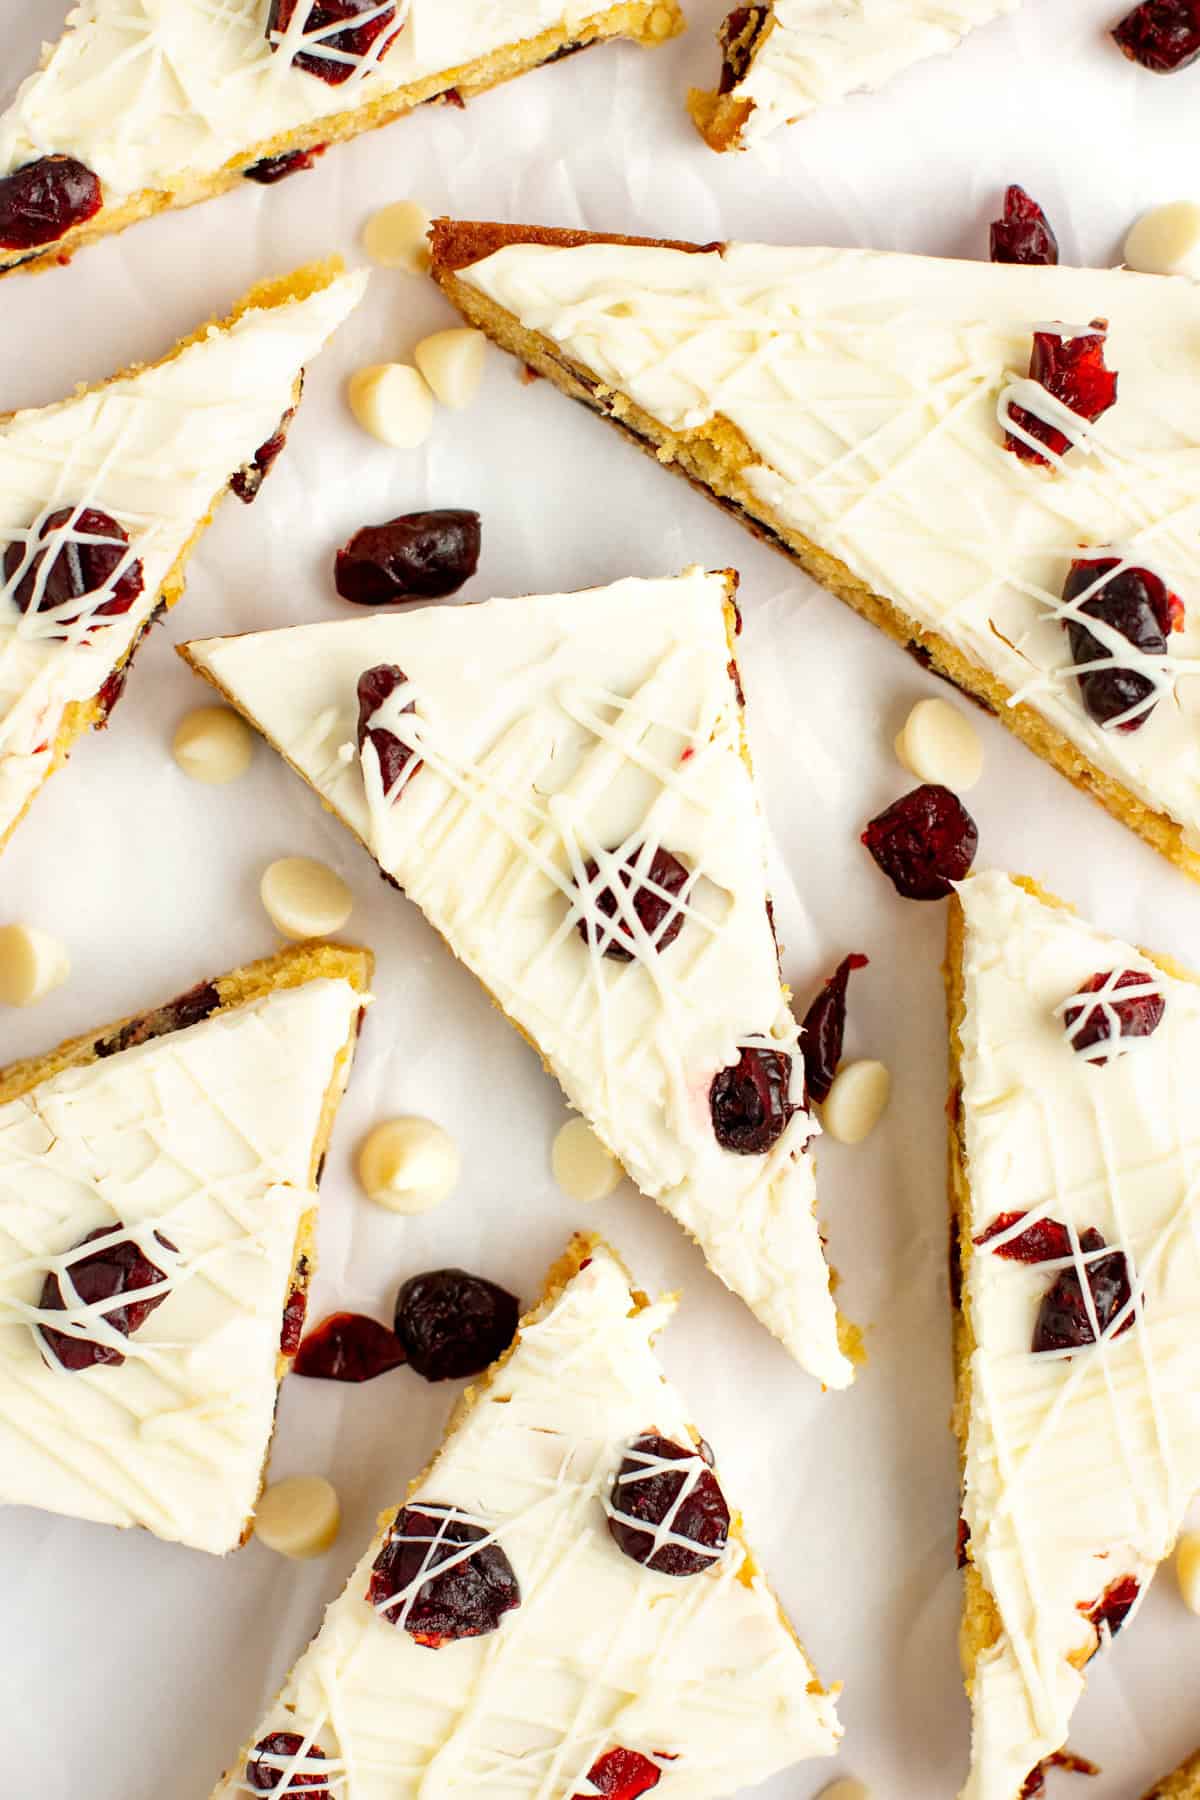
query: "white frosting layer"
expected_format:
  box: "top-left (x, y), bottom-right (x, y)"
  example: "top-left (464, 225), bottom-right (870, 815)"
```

top-left (0, 268), bottom-right (365, 842)
top-left (0, 1), bottom-right (626, 196)
top-left (723, 0), bottom-right (1017, 146)
top-left (0, 974), bottom-right (362, 1554)
top-left (213, 1245), bottom-right (841, 1798)
top-left (459, 241), bottom-right (1200, 851)
top-left (185, 570), bottom-right (852, 1385)
top-left (957, 872), bottom-right (1200, 1800)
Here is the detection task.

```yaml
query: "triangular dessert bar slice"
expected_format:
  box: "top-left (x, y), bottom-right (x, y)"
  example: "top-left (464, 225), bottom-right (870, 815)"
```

top-left (947, 871), bottom-right (1200, 1798)
top-left (211, 1235), bottom-right (842, 1797)
top-left (0, 257), bottom-right (364, 851)
top-left (0, 940), bottom-right (371, 1553)
top-left (431, 222), bottom-right (1200, 885)
top-left (181, 567), bottom-right (856, 1385)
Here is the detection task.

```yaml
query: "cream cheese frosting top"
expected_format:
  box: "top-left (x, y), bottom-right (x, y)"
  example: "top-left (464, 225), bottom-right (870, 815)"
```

top-left (1, 1), bottom-right (608, 197)
top-left (0, 975), bottom-right (361, 1554)
top-left (956, 871), bottom-right (1200, 1800)
top-left (185, 569), bottom-right (852, 1386)
top-left (458, 242), bottom-right (1200, 850)
top-left (0, 267), bottom-right (365, 844)
top-left (722, 0), bottom-right (1018, 146)
top-left (213, 1245), bottom-right (842, 1799)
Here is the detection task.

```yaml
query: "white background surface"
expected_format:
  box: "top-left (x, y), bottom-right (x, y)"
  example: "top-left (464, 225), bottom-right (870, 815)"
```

top-left (3, 3), bottom-right (1200, 1796)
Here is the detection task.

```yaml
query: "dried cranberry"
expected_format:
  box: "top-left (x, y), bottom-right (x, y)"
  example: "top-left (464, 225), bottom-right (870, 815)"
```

top-left (1062, 968), bottom-right (1166, 1059)
top-left (709, 1045), bottom-right (796, 1154)
top-left (717, 6), bottom-right (771, 91)
top-left (577, 846), bottom-right (690, 962)
top-left (862, 784), bottom-right (978, 901)
top-left (368, 1504), bottom-right (520, 1643)
top-left (1081, 1574), bottom-right (1140, 1640)
top-left (957, 1517), bottom-right (971, 1569)
top-left (246, 1731), bottom-right (331, 1794)
top-left (576, 1749), bottom-right (662, 1799)
top-left (230, 402), bottom-right (298, 503)
top-left (975, 1211), bottom-right (1073, 1263)
top-left (1061, 557), bottom-right (1182, 732)
top-left (1020, 1752), bottom-right (1101, 1799)
top-left (279, 1284), bottom-right (308, 1357)
top-left (267, 0), bottom-right (401, 83)
top-left (1004, 323), bottom-right (1117, 465)
top-left (357, 664), bottom-right (419, 797)
top-left (0, 156), bottom-right (102, 251)
top-left (293, 1311), bottom-right (406, 1382)
top-left (989, 185), bottom-right (1059, 266)
top-left (1033, 1228), bottom-right (1134, 1354)
top-left (335, 511), bottom-right (481, 605)
top-left (243, 145), bottom-right (327, 183)
top-left (800, 952), bottom-right (869, 1104)
top-left (393, 1269), bottom-right (519, 1382)
top-left (94, 979), bottom-right (220, 1058)
top-left (4, 507), bottom-right (143, 633)
top-left (1113, 0), bottom-right (1200, 69)
top-left (608, 1433), bottom-right (730, 1578)
top-left (38, 1225), bottom-right (175, 1372)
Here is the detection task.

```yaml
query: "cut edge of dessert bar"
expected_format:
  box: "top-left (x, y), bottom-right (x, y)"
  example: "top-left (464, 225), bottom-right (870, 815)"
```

top-left (428, 218), bottom-right (1200, 888)
top-left (1144, 1749), bottom-right (1200, 1800)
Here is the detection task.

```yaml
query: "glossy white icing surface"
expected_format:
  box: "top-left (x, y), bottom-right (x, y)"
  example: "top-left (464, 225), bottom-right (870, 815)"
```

top-left (723, 0), bottom-right (1017, 145)
top-left (957, 872), bottom-right (1200, 1800)
top-left (459, 241), bottom-right (1200, 848)
top-left (0, 974), bottom-right (362, 1554)
top-left (212, 1245), bottom-right (841, 1798)
top-left (0, 0), bottom-right (618, 196)
top-left (0, 268), bottom-right (365, 841)
top-left (185, 569), bottom-right (852, 1385)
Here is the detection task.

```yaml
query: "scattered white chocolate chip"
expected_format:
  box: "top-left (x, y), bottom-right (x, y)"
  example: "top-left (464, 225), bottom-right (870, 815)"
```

top-left (172, 705), bottom-right (253, 785)
top-left (817, 1781), bottom-right (872, 1800)
top-left (347, 363), bottom-right (435, 449)
top-left (1124, 201), bottom-right (1200, 280)
top-left (260, 857), bottom-right (353, 941)
top-left (357, 1116), bottom-right (461, 1214)
top-left (822, 1060), bottom-right (891, 1145)
top-left (552, 1117), bottom-right (623, 1204)
top-left (1176, 1531), bottom-right (1200, 1613)
top-left (894, 696), bottom-right (983, 792)
top-left (254, 1474), bottom-right (341, 1560)
top-left (414, 329), bottom-right (487, 410)
top-left (0, 925), bottom-right (69, 1007)
top-left (361, 199), bottom-right (431, 273)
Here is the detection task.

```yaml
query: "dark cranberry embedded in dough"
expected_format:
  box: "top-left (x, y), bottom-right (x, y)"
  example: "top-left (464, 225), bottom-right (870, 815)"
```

top-left (94, 979), bottom-right (220, 1058)
top-left (608, 1432), bottom-right (730, 1578)
top-left (576, 1748), bottom-right (662, 1799)
top-left (393, 1269), bottom-right (519, 1382)
top-left (1032, 1228), bottom-right (1134, 1354)
top-left (230, 401), bottom-right (299, 503)
top-left (1113, 0), bottom-right (1200, 69)
top-left (577, 845), bottom-right (690, 962)
top-left (4, 507), bottom-right (143, 633)
top-left (862, 784), bottom-right (978, 901)
top-left (975, 1211), bottom-right (1073, 1263)
top-left (246, 1731), bottom-right (331, 1794)
top-left (267, 0), bottom-right (401, 84)
top-left (989, 185), bottom-right (1059, 266)
top-left (800, 951), bottom-right (869, 1104)
top-left (709, 1044), bottom-right (796, 1154)
top-left (1004, 322), bottom-right (1117, 465)
top-left (38, 1224), bottom-right (175, 1372)
top-left (1062, 968), bottom-right (1166, 1060)
top-left (293, 1311), bottom-right (406, 1382)
top-left (357, 663), bottom-right (419, 797)
top-left (243, 145), bottom-right (327, 183)
top-left (1082, 1573), bottom-right (1140, 1640)
top-left (335, 511), bottom-right (481, 604)
top-left (716, 5), bottom-right (771, 91)
top-left (0, 156), bottom-right (102, 251)
top-left (1061, 557), bottom-right (1182, 732)
top-left (280, 1283), bottom-right (308, 1357)
top-left (367, 1504), bottom-right (520, 1644)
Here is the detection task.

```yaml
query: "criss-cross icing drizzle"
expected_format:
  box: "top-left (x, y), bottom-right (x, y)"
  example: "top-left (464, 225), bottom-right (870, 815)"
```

top-left (603, 1440), bottom-right (723, 1569)
top-left (459, 243), bottom-right (1200, 849)
top-left (956, 872), bottom-right (1200, 1800)
top-left (212, 1247), bottom-right (841, 1800)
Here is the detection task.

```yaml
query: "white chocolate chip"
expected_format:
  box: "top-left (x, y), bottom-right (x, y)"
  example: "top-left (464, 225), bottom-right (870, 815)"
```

top-left (551, 1117), bottom-right (623, 1203)
top-left (1177, 1531), bottom-right (1200, 1613)
top-left (361, 199), bottom-right (431, 273)
top-left (357, 1117), bottom-right (460, 1213)
top-left (414, 329), bottom-right (487, 411)
top-left (894, 697), bottom-right (983, 792)
top-left (0, 925), bottom-right (69, 1007)
top-left (172, 705), bottom-right (253, 785)
top-left (254, 1474), bottom-right (341, 1560)
top-left (822, 1060), bottom-right (891, 1145)
top-left (347, 363), bottom-right (435, 449)
top-left (260, 857), bottom-right (353, 941)
top-left (1124, 201), bottom-right (1200, 280)
top-left (817, 1782), bottom-right (872, 1800)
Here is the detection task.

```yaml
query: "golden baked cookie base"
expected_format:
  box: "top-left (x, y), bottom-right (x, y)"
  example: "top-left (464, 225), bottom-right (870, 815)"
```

top-left (687, 4), bottom-right (775, 150)
top-left (1145, 1750), bottom-right (1200, 1799)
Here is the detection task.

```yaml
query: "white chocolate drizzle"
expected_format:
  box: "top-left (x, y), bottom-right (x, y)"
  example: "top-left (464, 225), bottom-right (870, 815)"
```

top-left (1055, 968), bottom-right (1166, 1064)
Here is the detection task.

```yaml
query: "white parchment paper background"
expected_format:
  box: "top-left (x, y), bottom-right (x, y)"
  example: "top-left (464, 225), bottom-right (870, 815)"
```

top-left (3, 3), bottom-right (1200, 1795)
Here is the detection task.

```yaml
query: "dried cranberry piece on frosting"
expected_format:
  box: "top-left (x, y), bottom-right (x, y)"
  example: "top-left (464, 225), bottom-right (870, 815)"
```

top-left (393, 1268), bottom-right (519, 1381)
top-left (267, 0), bottom-right (401, 84)
top-left (607, 1432), bottom-right (730, 1578)
top-left (974, 1211), bottom-right (1073, 1263)
top-left (577, 1748), bottom-right (663, 1798)
top-left (294, 1310), bottom-right (407, 1381)
top-left (1032, 1227), bottom-right (1134, 1354)
top-left (4, 507), bottom-right (143, 633)
top-left (1061, 557), bottom-right (1182, 732)
top-left (709, 1045), bottom-right (797, 1154)
top-left (1113, 0), bottom-right (1200, 69)
top-left (0, 155), bottom-right (102, 250)
top-left (800, 952), bottom-right (869, 1103)
top-left (989, 185), bottom-right (1059, 266)
top-left (1061, 968), bottom-right (1166, 1060)
top-left (230, 401), bottom-right (299, 502)
top-left (367, 1504), bottom-right (520, 1644)
top-left (246, 1731), bottom-right (331, 1794)
top-left (357, 663), bottom-right (419, 797)
top-left (38, 1224), bottom-right (175, 1372)
top-left (335, 510), bottom-right (481, 604)
top-left (1004, 322), bottom-right (1118, 465)
top-left (1081, 1573), bottom-right (1141, 1640)
top-left (862, 784), bottom-right (978, 901)
top-left (577, 845), bottom-right (690, 962)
